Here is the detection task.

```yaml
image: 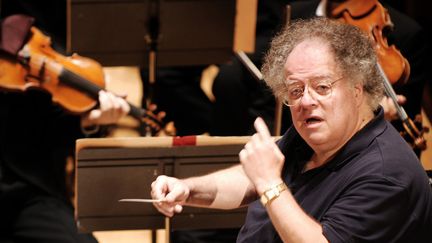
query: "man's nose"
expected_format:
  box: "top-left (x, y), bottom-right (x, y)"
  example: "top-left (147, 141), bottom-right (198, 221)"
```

top-left (299, 87), bottom-right (318, 107)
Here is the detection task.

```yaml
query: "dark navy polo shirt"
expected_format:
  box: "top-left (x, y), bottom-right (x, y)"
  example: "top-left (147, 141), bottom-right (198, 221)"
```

top-left (237, 107), bottom-right (432, 243)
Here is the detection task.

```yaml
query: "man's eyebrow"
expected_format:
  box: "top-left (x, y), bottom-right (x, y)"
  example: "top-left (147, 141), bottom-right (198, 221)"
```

top-left (286, 74), bottom-right (333, 82)
top-left (308, 74), bottom-right (333, 80)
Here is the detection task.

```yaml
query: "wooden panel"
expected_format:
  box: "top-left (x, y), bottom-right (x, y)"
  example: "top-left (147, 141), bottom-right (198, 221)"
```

top-left (233, 0), bottom-right (257, 53)
top-left (68, 0), bottom-right (236, 67)
top-left (76, 139), bottom-right (249, 232)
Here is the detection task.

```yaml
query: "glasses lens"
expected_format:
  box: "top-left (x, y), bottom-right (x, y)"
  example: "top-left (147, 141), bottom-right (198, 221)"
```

top-left (285, 83), bottom-right (304, 106)
top-left (283, 78), bottom-right (338, 106)
top-left (311, 81), bottom-right (333, 97)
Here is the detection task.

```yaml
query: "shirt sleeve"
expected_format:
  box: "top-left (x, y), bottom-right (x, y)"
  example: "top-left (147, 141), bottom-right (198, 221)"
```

top-left (321, 176), bottom-right (410, 243)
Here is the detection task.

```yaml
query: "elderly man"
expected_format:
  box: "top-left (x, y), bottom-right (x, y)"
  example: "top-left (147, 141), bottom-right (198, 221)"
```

top-left (151, 18), bottom-right (432, 242)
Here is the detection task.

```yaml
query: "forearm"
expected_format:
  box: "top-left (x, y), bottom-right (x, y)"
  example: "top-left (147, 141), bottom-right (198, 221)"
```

top-left (183, 165), bottom-right (257, 209)
top-left (266, 190), bottom-right (328, 243)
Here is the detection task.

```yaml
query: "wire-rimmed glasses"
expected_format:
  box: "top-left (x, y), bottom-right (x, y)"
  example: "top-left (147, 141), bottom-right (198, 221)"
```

top-left (282, 77), bottom-right (343, 107)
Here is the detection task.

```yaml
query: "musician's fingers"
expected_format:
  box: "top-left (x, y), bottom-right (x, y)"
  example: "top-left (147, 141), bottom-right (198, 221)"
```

top-left (87, 109), bottom-right (102, 121)
top-left (106, 92), bottom-right (121, 111)
top-left (164, 184), bottom-right (187, 204)
top-left (117, 96), bottom-right (130, 115)
top-left (148, 103), bottom-right (157, 111)
top-left (143, 117), bottom-right (160, 130)
top-left (239, 148), bottom-right (247, 163)
top-left (98, 90), bottom-right (113, 112)
top-left (151, 175), bottom-right (168, 200)
top-left (254, 117), bottom-right (272, 140)
top-left (174, 204), bottom-right (183, 214)
top-left (157, 111), bottom-right (166, 120)
top-left (153, 201), bottom-right (175, 217)
top-left (380, 97), bottom-right (398, 121)
top-left (396, 95), bottom-right (406, 105)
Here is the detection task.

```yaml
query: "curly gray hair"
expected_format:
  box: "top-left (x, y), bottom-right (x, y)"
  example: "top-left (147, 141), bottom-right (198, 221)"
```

top-left (262, 17), bottom-right (384, 110)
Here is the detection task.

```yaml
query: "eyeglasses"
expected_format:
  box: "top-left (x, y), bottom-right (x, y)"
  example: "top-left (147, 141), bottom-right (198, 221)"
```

top-left (282, 77), bottom-right (343, 107)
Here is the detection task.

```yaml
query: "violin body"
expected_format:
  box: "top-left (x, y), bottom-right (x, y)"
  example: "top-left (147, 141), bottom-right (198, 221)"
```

top-left (0, 55), bottom-right (28, 90)
top-left (331, 0), bottom-right (410, 86)
top-left (0, 26), bottom-right (163, 134)
top-left (19, 27), bottom-right (104, 113)
top-left (0, 27), bottom-right (103, 113)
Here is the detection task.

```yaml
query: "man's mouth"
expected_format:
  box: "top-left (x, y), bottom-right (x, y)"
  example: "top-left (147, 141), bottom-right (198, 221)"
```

top-left (305, 117), bottom-right (323, 125)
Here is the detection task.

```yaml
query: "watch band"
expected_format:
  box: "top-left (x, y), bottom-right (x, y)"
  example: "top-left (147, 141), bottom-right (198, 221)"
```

top-left (260, 182), bottom-right (288, 207)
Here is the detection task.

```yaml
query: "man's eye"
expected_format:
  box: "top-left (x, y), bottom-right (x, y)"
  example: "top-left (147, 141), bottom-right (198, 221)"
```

top-left (315, 84), bottom-right (331, 94)
top-left (289, 87), bottom-right (303, 98)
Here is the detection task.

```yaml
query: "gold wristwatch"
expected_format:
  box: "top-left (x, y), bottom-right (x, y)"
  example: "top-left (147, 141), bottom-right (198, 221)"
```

top-left (260, 182), bottom-right (288, 207)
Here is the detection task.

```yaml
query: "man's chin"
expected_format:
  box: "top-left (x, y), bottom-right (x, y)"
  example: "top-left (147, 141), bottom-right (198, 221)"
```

top-left (303, 134), bottom-right (328, 148)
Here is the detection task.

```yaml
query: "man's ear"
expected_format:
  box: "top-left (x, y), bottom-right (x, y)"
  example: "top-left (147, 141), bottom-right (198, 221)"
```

top-left (354, 82), bottom-right (364, 106)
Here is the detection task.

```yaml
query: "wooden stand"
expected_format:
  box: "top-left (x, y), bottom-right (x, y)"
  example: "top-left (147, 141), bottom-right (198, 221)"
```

top-left (75, 136), bottom-right (250, 233)
top-left (67, 0), bottom-right (256, 67)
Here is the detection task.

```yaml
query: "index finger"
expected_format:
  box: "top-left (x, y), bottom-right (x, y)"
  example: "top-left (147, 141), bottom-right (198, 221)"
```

top-left (254, 117), bottom-right (272, 140)
top-left (151, 176), bottom-right (168, 200)
top-left (164, 184), bottom-right (185, 203)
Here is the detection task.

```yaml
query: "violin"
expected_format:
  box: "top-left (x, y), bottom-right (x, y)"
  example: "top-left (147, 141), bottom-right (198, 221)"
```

top-left (330, 0), bottom-right (427, 151)
top-left (331, 0), bottom-right (410, 85)
top-left (0, 26), bottom-right (164, 135)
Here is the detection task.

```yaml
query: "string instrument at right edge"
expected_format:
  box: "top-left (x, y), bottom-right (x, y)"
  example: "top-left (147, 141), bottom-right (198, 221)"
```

top-left (330, 0), bottom-right (427, 151)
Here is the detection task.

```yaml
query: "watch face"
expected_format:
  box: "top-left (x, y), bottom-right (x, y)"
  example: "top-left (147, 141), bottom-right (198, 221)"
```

top-left (260, 183), bottom-right (288, 206)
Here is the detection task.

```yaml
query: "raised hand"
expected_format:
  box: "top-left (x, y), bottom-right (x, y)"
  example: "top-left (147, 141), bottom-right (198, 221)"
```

top-left (239, 117), bottom-right (285, 195)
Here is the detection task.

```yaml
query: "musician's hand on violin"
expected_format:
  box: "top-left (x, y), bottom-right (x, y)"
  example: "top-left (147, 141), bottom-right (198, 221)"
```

top-left (145, 103), bottom-right (177, 136)
top-left (381, 95), bottom-right (406, 121)
top-left (81, 90), bottom-right (130, 127)
top-left (147, 103), bottom-right (166, 121)
top-left (143, 103), bottom-right (168, 135)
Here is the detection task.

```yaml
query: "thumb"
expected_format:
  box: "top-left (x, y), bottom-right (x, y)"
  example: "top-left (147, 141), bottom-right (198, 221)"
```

top-left (88, 109), bottom-right (102, 121)
top-left (396, 95), bottom-right (406, 105)
top-left (174, 204), bottom-right (183, 213)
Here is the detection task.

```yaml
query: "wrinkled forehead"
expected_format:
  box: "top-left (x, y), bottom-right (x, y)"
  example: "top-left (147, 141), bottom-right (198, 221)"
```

top-left (284, 39), bottom-right (339, 80)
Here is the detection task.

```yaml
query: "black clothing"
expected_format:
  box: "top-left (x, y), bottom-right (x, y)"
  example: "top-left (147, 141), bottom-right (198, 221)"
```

top-left (237, 107), bottom-right (432, 242)
top-left (0, 90), bottom-right (97, 242)
top-left (0, 2), bottom-right (98, 241)
top-left (1, 192), bottom-right (97, 243)
top-left (0, 91), bottom-right (82, 199)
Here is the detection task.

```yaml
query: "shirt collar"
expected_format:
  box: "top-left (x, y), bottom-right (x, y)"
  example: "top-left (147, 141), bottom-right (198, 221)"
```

top-left (279, 106), bottom-right (387, 173)
top-left (327, 106), bottom-right (387, 171)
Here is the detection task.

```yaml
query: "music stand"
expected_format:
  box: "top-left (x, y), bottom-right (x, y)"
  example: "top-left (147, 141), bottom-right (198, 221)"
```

top-left (67, 0), bottom-right (257, 135)
top-left (67, 0), bottom-right (255, 67)
top-left (74, 136), bottom-right (250, 233)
